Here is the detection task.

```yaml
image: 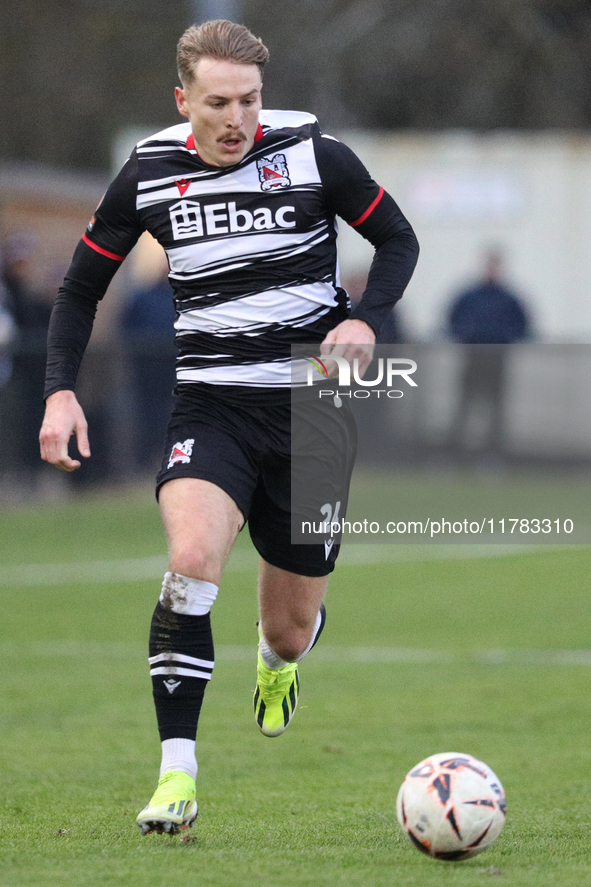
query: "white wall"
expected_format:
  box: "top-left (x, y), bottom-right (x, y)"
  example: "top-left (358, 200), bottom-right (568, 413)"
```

top-left (336, 130), bottom-right (591, 344)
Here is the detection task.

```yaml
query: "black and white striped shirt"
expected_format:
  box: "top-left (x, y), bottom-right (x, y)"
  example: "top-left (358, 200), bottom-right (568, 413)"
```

top-left (45, 110), bottom-right (418, 398)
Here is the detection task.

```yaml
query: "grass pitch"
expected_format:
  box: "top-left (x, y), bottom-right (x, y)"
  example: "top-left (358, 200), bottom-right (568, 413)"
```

top-left (0, 481), bottom-right (590, 886)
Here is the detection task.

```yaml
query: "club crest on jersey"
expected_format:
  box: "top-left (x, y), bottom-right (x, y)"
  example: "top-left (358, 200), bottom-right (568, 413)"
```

top-left (257, 154), bottom-right (291, 191)
top-left (168, 438), bottom-right (195, 469)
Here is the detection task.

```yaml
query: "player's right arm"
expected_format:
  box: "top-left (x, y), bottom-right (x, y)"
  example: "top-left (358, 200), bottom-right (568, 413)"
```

top-left (40, 151), bottom-right (142, 470)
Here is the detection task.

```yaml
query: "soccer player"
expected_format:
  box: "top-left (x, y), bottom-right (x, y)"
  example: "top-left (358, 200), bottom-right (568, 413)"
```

top-left (40, 20), bottom-right (419, 834)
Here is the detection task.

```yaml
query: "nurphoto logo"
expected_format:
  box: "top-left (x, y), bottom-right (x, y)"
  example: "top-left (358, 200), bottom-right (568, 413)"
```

top-left (303, 354), bottom-right (418, 404)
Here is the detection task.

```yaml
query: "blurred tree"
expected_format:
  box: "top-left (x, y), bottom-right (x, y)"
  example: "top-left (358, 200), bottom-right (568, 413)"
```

top-left (2, 0), bottom-right (591, 172)
top-left (250, 0), bottom-right (591, 130)
top-left (0, 0), bottom-right (185, 170)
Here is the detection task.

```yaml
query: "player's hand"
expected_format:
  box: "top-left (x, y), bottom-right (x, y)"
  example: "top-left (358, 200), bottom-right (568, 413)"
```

top-left (320, 318), bottom-right (376, 379)
top-left (39, 390), bottom-right (91, 472)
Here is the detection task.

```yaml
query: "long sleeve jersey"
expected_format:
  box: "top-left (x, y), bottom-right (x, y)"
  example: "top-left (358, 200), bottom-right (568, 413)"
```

top-left (45, 110), bottom-right (419, 399)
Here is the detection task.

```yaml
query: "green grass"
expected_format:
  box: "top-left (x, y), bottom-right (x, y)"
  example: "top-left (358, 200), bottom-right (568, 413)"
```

top-left (1, 483), bottom-right (590, 886)
top-left (346, 466), bottom-right (591, 543)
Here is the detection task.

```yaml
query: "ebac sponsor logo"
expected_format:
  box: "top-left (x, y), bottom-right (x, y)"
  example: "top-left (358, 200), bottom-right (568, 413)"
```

top-left (169, 199), bottom-right (296, 240)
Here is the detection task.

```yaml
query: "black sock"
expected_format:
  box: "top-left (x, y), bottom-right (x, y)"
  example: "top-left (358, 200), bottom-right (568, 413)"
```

top-left (148, 601), bottom-right (215, 741)
top-left (310, 603), bottom-right (327, 651)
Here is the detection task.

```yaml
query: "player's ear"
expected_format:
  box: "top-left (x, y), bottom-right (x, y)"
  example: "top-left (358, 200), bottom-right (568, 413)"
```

top-left (175, 86), bottom-right (189, 118)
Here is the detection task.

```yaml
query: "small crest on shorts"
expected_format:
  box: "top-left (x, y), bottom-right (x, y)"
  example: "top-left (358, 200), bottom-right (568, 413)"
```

top-left (257, 153), bottom-right (291, 191)
top-left (168, 438), bottom-right (195, 469)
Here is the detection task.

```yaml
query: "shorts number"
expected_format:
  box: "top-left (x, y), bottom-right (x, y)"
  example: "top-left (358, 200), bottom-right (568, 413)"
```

top-left (320, 500), bottom-right (341, 531)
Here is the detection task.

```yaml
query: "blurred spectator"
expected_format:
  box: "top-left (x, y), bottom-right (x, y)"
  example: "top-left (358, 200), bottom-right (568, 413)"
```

top-left (448, 249), bottom-right (531, 345)
top-left (120, 269), bottom-right (176, 473)
top-left (0, 261), bottom-right (17, 478)
top-left (447, 248), bottom-right (532, 456)
top-left (1, 232), bottom-right (53, 485)
top-left (0, 267), bottom-right (16, 388)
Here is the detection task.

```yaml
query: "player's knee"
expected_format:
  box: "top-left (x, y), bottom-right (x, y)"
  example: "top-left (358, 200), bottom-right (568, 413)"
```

top-left (264, 626), bottom-right (311, 663)
top-left (168, 547), bottom-right (222, 586)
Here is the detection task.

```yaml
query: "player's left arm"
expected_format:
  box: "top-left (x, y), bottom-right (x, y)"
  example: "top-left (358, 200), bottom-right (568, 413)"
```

top-left (319, 318), bottom-right (376, 378)
top-left (313, 132), bottom-right (419, 374)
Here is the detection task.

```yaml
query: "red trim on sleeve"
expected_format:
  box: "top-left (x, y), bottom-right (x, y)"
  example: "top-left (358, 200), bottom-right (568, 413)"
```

top-left (82, 233), bottom-right (126, 262)
top-left (350, 186), bottom-right (385, 228)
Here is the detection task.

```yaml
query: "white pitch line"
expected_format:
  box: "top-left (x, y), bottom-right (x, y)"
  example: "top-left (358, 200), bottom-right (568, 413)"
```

top-left (1, 640), bottom-right (591, 666)
top-left (338, 543), bottom-right (582, 564)
top-left (0, 543), bottom-right (584, 587)
top-left (0, 550), bottom-right (253, 587)
top-left (218, 646), bottom-right (591, 666)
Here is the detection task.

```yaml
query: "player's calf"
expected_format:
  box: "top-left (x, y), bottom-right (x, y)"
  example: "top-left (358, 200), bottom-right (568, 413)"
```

top-left (140, 572), bottom-right (218, 833)
top-left (253, 605), bottom-right (326, 737)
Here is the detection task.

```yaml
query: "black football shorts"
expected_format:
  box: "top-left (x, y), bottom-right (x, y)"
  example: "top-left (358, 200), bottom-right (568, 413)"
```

top-left (156, 384), bottom-right (357, 577)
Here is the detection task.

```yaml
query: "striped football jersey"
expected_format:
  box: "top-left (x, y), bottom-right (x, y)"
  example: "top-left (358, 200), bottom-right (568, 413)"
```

top-left (45, 110), bottom-right (418, 398)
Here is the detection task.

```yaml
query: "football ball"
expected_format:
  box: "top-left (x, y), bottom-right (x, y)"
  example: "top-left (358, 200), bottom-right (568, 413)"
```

top-left (396, 752), bottom-right (506, 861)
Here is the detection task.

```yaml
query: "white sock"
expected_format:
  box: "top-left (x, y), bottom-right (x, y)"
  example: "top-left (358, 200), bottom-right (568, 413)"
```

top-left (259, 634), bottom-right (288, 669)
top-left (159, 738), bottom-right (197, 780)
top-left (160, 572), bottom-right (218, 616)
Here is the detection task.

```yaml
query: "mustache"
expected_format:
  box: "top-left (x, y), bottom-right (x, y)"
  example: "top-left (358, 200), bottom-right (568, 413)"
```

top-left (217, 131), bottom-right (246, 142)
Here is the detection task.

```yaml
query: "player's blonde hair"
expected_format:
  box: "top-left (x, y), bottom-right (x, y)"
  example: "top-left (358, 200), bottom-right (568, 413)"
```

top-left (177, 20), bottom-right (270, 85)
